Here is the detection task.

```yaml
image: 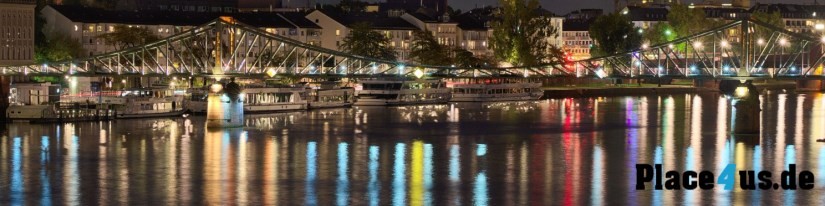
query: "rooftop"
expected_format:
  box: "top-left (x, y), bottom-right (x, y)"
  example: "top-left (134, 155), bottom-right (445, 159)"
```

top-left (48, 5), bottom-right (320, 29)
top-left (319, 10), bottom-right (419, 30)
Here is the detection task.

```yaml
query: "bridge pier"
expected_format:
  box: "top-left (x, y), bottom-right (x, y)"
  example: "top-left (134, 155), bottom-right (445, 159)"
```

top-left (692, 79), bottom-right (720, 91)
top-left (724, 80), bottom-right (760, 135)
top-left (205, 79), bottom-right (244, 128)
top-left (796, 80), bottom-right (825, 92)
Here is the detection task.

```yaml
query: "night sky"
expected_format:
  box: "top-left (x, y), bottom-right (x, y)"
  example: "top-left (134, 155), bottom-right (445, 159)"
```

top-left (311, 0), bottom-right (821, 15)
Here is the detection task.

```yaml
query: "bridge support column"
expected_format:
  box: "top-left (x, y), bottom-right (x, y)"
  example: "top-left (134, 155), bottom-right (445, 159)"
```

top-left (206, 79), bottom-right (244, 128)
top-left (726, 80), bottom-right (760, 135)
top-left (796, 80), bottom-right (825, 92)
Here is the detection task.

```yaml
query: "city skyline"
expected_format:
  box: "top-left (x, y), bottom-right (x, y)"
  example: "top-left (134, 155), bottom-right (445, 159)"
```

top-left (311, 0), bottom-right (821, 15)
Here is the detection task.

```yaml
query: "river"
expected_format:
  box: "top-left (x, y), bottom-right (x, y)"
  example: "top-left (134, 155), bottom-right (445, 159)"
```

top-left (0, 91), bottom-right (823, 205)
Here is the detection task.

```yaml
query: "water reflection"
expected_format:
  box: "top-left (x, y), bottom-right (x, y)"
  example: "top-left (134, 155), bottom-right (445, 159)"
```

top-left (1, 94), bottom-right (825, 205)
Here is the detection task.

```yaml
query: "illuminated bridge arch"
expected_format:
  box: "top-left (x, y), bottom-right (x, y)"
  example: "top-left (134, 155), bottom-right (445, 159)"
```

top-left (1, 18), bottom-right (823, 79)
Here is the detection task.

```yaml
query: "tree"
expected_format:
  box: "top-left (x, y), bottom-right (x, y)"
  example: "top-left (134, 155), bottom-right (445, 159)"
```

top-left (643, 22), bottom-right (675, 45)
top-left (97, 25), bottom-right (160, 50)
top-left (489, 0), bottom-right (563, 66)
top-left (589, 13), bottom-right (642, 57)
top-left (409, 30), bottom-right (451, 65)
top-left (667, 3), bottom-right (711, 38)
top-left (452, 48), bottom-right (476, 67)
top-left (340, 22), bottom-right (397, 61)
top-left (751, 11), bottom-right (785, 37)
top-left (35, 34), bottom-right (84, 63)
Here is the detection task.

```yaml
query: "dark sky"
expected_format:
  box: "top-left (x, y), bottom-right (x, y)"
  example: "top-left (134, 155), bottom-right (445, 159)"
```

top-left (314, 0), bottom-right (821, 15)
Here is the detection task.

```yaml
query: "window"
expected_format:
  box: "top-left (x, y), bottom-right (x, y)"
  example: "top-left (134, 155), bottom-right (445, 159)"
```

top-left (336, 29), bottom-right (340, 36)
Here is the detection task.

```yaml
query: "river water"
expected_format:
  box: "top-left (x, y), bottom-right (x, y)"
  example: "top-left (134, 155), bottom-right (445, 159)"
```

top-left (1, 92), bottom-right (824, 205)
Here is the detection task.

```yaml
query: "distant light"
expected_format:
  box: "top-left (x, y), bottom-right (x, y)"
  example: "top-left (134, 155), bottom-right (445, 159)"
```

top-left (816, 23), bottom-right (825, 30)
top-left (642, 43), bottom-right (649, 49)
top-left (757, 38), bottom-right (765, 45)
top-left (668, 44), bottom-right (674, 49)
top-left (210, 83), bottom-right (223, 93)
top-left (734, 86), bottom-right (749, 98)
top-left (692, 41), bottom-right (702, 48)
top-left (413, 69), bottom-right (424, 78)
top-left (665, 30), bottom-right (672, 36)
top-left (266, 68), bottom-right (277, 77)
top-left (720, 40), bottom-right (729, 48)
top-left (638, 28), bottom-right (643, 34)
top-left (595, 68), bottom-right (607, 78)
top-left (779, 38), bottom-right (788, 46)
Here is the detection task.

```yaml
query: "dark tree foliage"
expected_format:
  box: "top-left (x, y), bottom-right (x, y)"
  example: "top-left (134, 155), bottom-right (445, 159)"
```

top-left (340, 22), bottom-right (397, 61)
top-left (589, 12), bottom-right (642, 57)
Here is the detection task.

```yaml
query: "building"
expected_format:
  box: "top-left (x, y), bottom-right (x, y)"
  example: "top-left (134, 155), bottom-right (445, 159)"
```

top-left (562, 20), bottom-right (594, 61)
top-left (401, 12), bottom-right (458, 47)
top-left (750, 3), bottom-right (825, 34)
top-left (134, 0), bottom-right (237, 12)
top-left (41, 5), bottom-right (321, 57)
top-left (621, 5), bottom-right (669, 30)
top-left (306, 10), bottom-right (418, 61)
top-left (454, 10), bottom-right (493, 56)
top-left (383, 0), bottom-right (448, 13)
top-left (0, 0), bottom-right (35, 66)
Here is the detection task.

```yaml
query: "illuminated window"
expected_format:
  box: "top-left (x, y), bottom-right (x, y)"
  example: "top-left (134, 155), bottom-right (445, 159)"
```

top-left (336, 29), bottom-right (340, 36)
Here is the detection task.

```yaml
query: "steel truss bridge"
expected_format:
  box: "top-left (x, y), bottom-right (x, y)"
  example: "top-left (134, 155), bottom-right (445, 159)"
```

top-left (2, 17), bottom-right (824, 79)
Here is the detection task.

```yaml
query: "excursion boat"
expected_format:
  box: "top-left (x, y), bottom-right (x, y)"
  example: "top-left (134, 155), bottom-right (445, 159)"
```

top-left (185, 88), bottom-right (209, 113)
top-left (354, 78), bottom-right (451, 106)
top-left (449, 78), bottom-right (543, 102)
top-left (6, 82), bottom-right (118, 122)
top-left (114, 87), bottom-right (186, 119)
top-left (307, 81), bottom-right (355, 109)
top-left (242, 84), bottom-right (308, 113)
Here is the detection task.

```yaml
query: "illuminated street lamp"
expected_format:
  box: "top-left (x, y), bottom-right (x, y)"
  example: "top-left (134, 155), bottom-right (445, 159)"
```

top-left (757, 38), bottom-right (765, 45)
top-left (720, 40), bottom-right (729, 48)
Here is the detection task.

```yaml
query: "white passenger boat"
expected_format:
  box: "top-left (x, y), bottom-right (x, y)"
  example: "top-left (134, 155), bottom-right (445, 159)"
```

top-left (114, 87), bottom-right (185, 119)
top-left (307, 81), bottom-right (354, 109)
top-left (449, 78), bottom-right (543, 102)
top-left (354, 78), bottom-right (451, 106)
top-left (6, 82), bottom-right (117, 122)
top-left (242, 84), bottom-right (308, 113)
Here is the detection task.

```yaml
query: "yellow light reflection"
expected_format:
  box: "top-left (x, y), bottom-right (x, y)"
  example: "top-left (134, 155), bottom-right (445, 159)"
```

top-left (410, 141), bottom-right (424, 206)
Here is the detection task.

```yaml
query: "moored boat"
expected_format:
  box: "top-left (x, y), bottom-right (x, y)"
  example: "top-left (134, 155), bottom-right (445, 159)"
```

top-left (449, 78), bottom-right (543, 102)
top-left (354, 78), bottom-right (450, 106)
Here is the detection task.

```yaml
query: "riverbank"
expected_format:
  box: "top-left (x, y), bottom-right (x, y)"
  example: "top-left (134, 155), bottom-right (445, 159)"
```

top-left (543, 84), bottom-right (707, 98)
top-left (543, 81), bottom-right (802, 98)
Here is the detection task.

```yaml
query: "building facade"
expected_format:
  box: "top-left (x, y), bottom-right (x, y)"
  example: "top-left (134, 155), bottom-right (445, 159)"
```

top-left (0, 0), bottom-right (35, 66)
top-left (41, 5), bottom-right (321, 57)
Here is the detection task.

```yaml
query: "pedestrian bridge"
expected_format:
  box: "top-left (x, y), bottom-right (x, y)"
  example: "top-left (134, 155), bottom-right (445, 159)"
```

top-left (2, 17), bottom-right (824, 79)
